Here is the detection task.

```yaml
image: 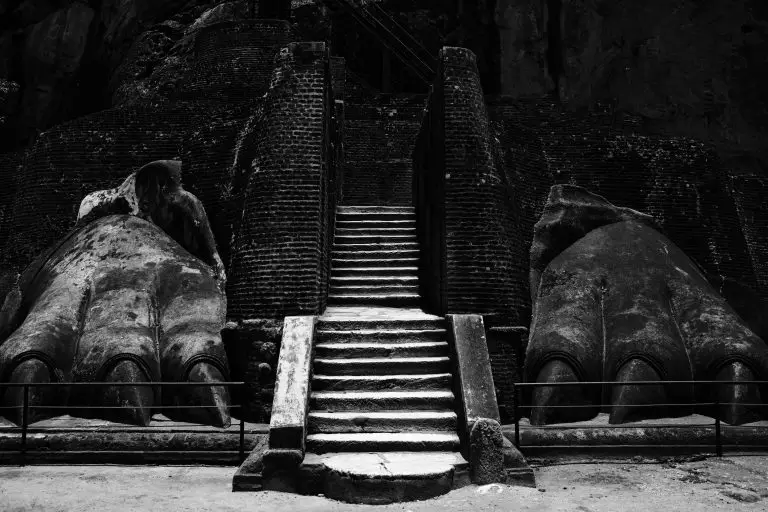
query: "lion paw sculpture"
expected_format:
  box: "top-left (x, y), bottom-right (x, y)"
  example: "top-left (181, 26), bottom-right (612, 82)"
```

top-left (525, 185), bottom-right (768, 426)
top-left (0, 160), bottom-right (231, 427)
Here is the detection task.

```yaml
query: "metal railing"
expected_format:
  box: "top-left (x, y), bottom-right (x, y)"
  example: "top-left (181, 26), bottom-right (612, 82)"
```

top-left (322, 0), bottom-right (437, 83)
top-left (0, 381), bottom-right (248, 465)
top-left (511, 380), bottom-right (768, 457)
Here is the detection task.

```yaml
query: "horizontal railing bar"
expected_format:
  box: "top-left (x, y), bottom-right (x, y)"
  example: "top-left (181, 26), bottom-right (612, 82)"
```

top-left (518, 424), bottom-right (729, 430)
top-left (515, 380), bottom-right (768, 387)
top-left (525, 403), bottom-right (719, 409)
top-left (0, 382), bottom-right (245, 387)
top-left (27, 405), bottom-right (243, 410)
top-left (519, 444), bottom-right (768, 449)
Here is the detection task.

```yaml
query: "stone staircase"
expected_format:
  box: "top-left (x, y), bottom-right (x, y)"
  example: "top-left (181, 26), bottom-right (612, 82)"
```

top-left (307, 309), bottom-right (461, 452)
top-left (301, 205), bottom-right (465, 502)
top-left (234, 205), bottom-right (535, 502)
top-left (329, 206), bottom-right (420, 307)
top-left (302, 306), bottom-right (466, 502)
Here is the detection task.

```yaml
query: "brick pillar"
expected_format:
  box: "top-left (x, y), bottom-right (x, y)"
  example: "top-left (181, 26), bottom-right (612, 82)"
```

top-left (228, 42), bottom-right (332, 320)
top-left (438, 47), bottom-right (519, 324)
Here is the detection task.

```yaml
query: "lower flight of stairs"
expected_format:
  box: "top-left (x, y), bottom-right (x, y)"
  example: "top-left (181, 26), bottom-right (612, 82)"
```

top-left (307, 312), bottom-right (460, 454)
top-left (301, 308), bottom-right (467, 503)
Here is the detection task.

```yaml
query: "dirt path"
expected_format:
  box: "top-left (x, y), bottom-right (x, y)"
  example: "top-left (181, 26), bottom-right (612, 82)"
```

top-left (1, 455), bottom-right (766, 511)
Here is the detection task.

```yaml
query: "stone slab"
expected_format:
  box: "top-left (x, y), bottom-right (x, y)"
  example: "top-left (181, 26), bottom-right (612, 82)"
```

top-left (268, 316), bottom-right (316, 452)
top-left (447, 314), bottom-right (501, 427)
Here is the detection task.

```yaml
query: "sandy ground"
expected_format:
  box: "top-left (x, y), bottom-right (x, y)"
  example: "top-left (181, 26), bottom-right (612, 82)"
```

top-left (1, 455), bottom-right (767, 511)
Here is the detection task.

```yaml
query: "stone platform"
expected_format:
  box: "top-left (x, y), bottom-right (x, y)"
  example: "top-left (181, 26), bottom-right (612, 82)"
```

top-left (234, 450), bottom-right (471, 503)
top-left (1, 413), bottom-right (765, 467)
top-left (507, 413), bottom-right (768, 459)
top-left (0, 414), bottom-right (266, 465)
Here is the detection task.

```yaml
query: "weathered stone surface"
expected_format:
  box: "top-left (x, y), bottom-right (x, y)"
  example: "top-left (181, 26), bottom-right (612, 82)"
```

top-left (0, 163), bottom-right (231, 428)
top-left (268, 316), bottom-right (316, 453)
top-left (322, 452), bottom-right (455, 505)
top-left (448, 314), bottom-right (500, 427)
top-left (556, 0), bottom-right (768, 159)
top-left (526, 185), bottom-right (768, 425)
top-left (468, 417), bottom-right (505, 484)
top-left (494, 0), bottom-right (552, 97)
top-left (262, 447), bottom-right (303, 469)
top-left (503, 414), bottom-right (768, 455)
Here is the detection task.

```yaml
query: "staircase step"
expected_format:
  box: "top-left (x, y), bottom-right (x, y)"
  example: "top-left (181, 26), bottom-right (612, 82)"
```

top-left (330, 284), bottom-right (419, 294)
top-left (314, 357), bottom-right (451, 375)
top-left (308, 410), bottom-right (457, 434)
top-left (332, 258), bottom-right (418, 269)
top-left (319, 318), bottom-right (444, 331)
top-left (330, 276), bottom-right (418, 286)
top-left (305, 432), bottom-right (460, 453)
top-left (311, 390), bottom-right (455, 411)
top-left (336, 228), bottom-right (416, 237)
top-left (315, 328), bottom-right (446, 343)
top-left (334, 242), bottom-right (419, 251)
top-left (332, 249), bottom-right (419, 259)
top-left (337, 206), bottom-right (414, 214)
top-left (332, 267), bottom-right (418, 278)
top-left (334, 234), bottom-right (417, 244)
top-left (328, 294), bottom-right (421, 307)
top-left (315, 342), bottom-right (449, 359)
top-left (312, 373), bottom-right (452, 391)
top-left (335, 220), bottom-right (415, 230)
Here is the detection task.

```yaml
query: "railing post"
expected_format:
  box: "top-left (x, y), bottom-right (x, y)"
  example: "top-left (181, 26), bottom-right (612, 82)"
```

top-left (714, 393), bottom-right (723, 457)
top-left (513, 384), bottom-right (520, 448)
top-left (239, 414), bottom-right (245, 463)
top-left (21, 384), bottom-right (29, 465)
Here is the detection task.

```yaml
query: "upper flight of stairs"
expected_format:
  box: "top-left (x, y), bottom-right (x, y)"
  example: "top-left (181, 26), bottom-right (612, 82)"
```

top-left (329, 206), bottom-right (421, 307)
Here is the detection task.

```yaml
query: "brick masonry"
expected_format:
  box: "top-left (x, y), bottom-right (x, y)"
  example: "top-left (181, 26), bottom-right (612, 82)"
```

top-left (227, 41), bottom-right (335, 321)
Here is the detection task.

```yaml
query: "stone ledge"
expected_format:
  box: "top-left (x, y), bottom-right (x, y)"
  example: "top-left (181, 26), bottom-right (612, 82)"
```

top-left (503, 413), bottom-right (768, 459)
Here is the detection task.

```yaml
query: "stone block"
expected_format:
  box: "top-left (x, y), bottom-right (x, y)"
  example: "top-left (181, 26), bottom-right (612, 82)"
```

top-left (468, 417), bottom-right (505, 485)
top-left (268, 315), bottom-right (316, 454)
top-left (447, 314), bottom-right (500, 429)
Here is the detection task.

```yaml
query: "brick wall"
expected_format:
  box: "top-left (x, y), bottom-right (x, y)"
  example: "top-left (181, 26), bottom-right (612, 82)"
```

top-left (730, 174), bottom-right (768, 302)
top-left (227, 41), bottom-right (335, 320)
top-left (340, 94), bottom-right (426, 206)
top-left (0, 105), bottom-right (194, 272)
top-left (414, 47), bottom-right (519, 324)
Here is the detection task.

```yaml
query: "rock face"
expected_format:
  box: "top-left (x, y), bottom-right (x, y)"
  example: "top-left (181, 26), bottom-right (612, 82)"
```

top-left (525, 184), bottom-right (768, 427)
top-left (18, 2), bottom-right (95, 142)
top-left (0, 161), bottom-right (232, 428)
top-left (0, 0), bottom-right (253, 147)
top-left (495, 0), bottom-right (768, 160)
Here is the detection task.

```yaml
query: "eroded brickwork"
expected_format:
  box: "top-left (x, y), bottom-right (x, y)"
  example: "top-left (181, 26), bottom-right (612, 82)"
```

top-left (415, 47), bottom-right (519, 324)
top-left (730, 174), bottom-right (768, 302)
top-left (227, 42), bottom-right (335, 320)
top-left (341, 94), bottom-right (427, 206)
